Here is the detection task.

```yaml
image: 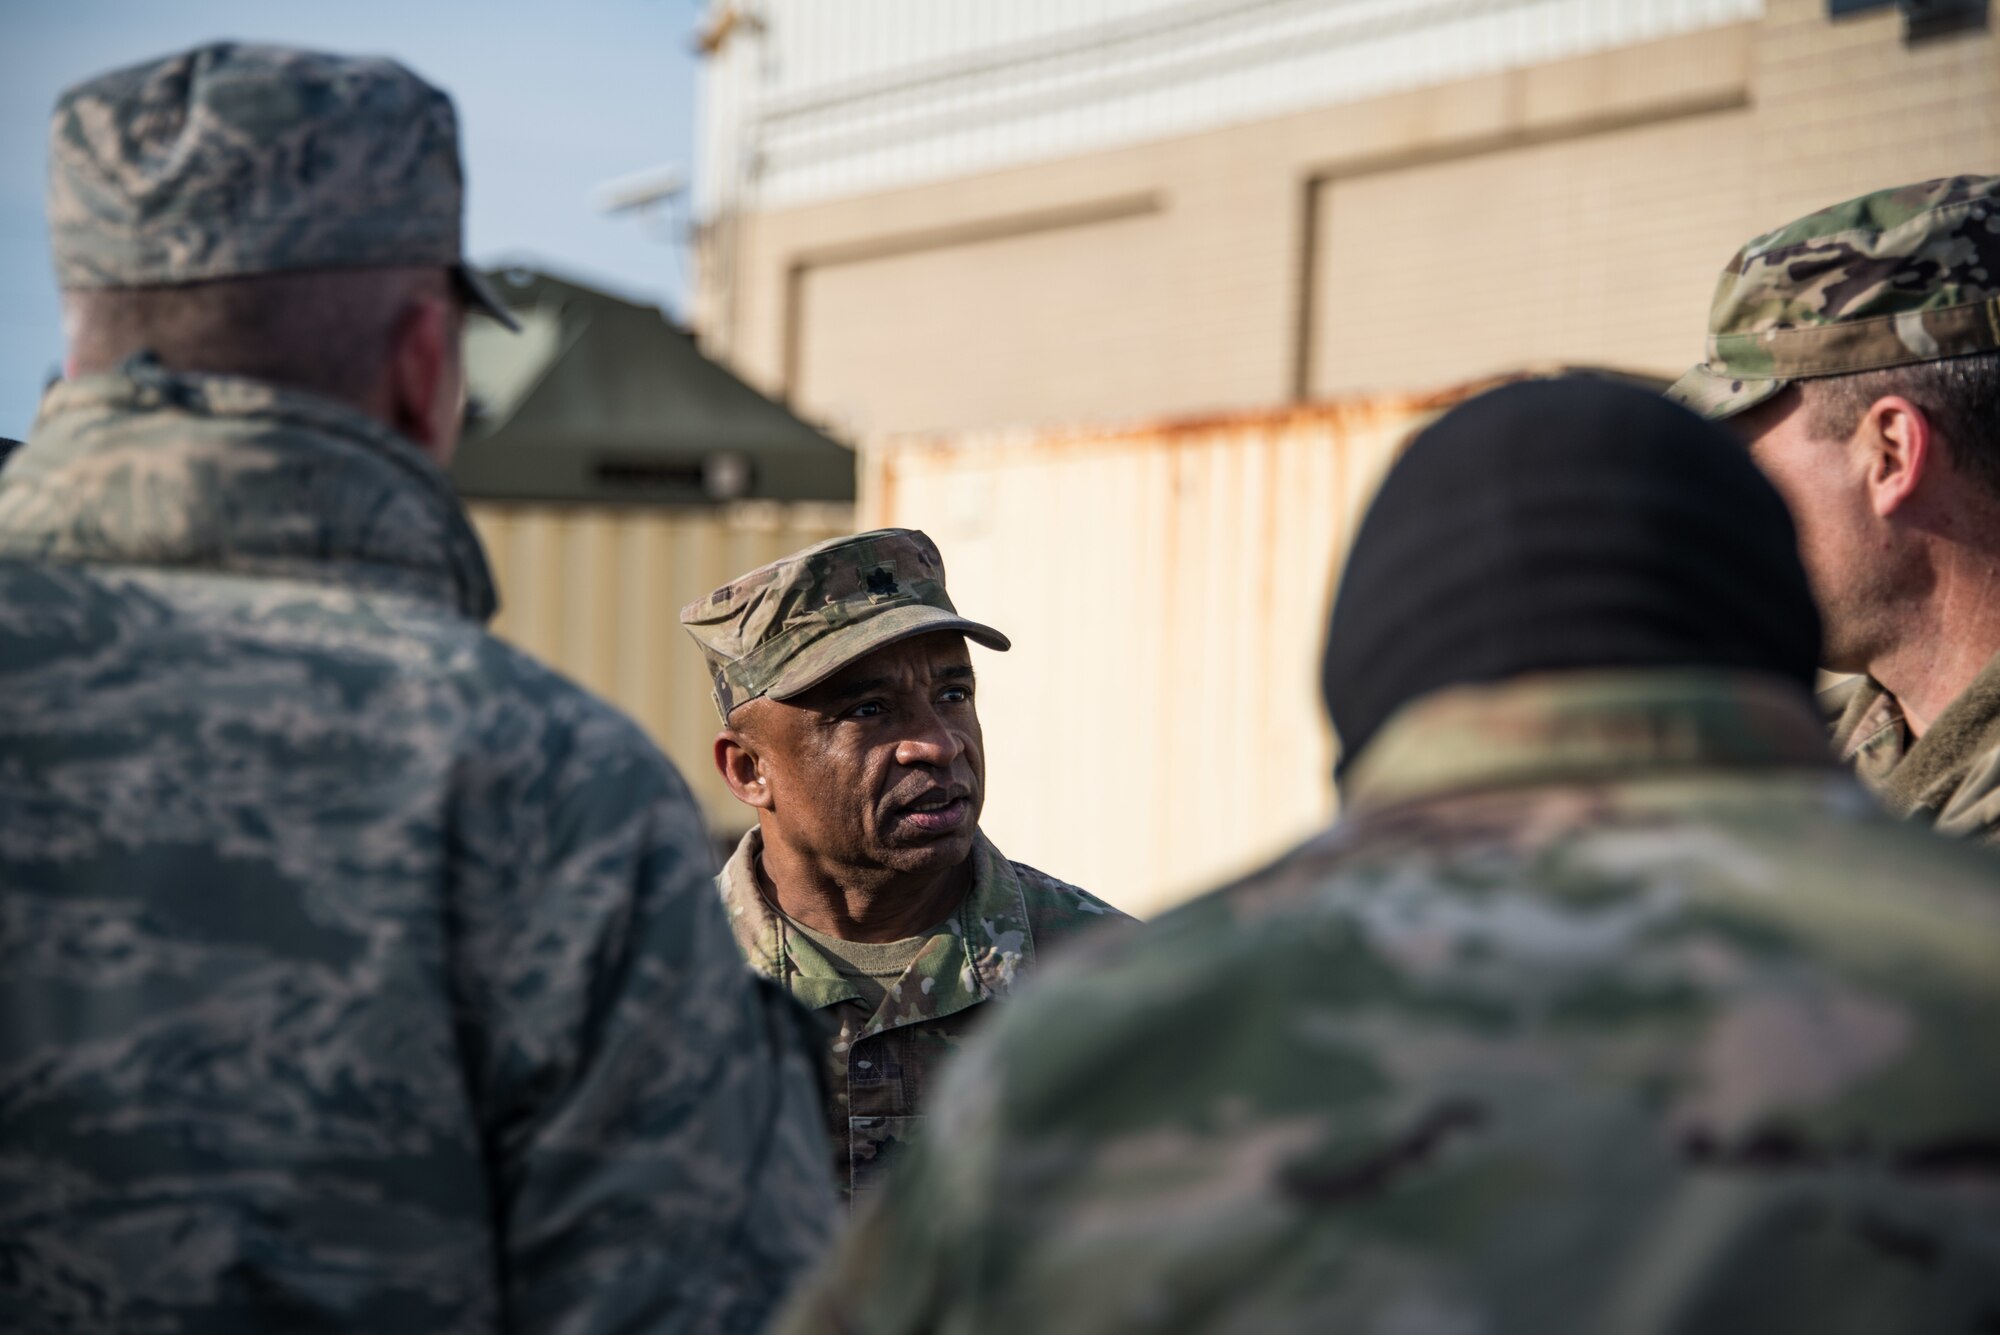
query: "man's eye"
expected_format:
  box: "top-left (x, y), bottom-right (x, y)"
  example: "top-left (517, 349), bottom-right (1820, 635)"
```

top-left (940, 686), bottom-right (972, 704)
top-left (848, 701), bottom-right (887, 719)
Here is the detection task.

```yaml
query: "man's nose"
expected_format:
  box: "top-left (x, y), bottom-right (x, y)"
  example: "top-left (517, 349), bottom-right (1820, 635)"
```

top-left (894, 706), bottom-right (967, 768)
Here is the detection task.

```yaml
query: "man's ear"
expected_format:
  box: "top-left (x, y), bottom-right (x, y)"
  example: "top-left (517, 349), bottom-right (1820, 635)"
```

top-left (386, 287), bottom-right (460, 463)
top-left (1861, 394), bottom-right (1933, 518)
top-left (715, 728), bottom-right (773, 811)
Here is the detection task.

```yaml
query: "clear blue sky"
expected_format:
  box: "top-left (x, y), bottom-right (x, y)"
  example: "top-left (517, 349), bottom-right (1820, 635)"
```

top-left (1, 1), bottom-right (703, 438)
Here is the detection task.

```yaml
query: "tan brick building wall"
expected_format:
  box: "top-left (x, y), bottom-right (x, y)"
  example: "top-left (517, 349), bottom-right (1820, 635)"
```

top-left (699, 0), bottom-right (1999, 439)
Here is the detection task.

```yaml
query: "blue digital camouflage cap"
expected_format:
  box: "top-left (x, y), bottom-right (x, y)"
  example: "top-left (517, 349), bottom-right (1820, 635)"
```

top-left (48, 42), bottom-right (517, 329)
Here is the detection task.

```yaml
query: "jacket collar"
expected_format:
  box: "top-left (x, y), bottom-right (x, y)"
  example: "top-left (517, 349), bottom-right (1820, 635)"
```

top-left (1836, 650), bottom-right (2000, 821)
top-left (0, 359), bottom-right (495, 620)
top-left (1342, 669), bottom-right (1837, 811)
top-left (718, 826), bottom-right (1038, 1034)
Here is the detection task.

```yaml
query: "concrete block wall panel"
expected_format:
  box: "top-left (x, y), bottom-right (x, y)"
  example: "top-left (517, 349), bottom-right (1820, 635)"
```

top-left (701, 7), bottom-right (1998, 443)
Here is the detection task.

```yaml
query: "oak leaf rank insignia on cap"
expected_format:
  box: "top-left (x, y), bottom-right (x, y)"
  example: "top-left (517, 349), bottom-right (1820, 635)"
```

top-left (679, 528), bottom-right (1010, 721)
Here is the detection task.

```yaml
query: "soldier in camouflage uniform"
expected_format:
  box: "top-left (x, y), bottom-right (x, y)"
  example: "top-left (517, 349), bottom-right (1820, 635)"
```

top-left (774, 379), bottom-right (2000, 1335)
top-left (681, 530), bottom-right (1126, 1201)
top-left (0, 44), bottom-right (836, 1332)
top-left (1669, 174), bottom-right (2000, 843)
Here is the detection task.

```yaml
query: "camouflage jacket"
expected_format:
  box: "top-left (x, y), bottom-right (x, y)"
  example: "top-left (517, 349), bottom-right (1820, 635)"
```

top-left (776, 670), bottom-right (2000, 1335)
top-left (0, 363), bottom-right (838, 1334)
top-left (1823, 653), bottom-right (2000, 845)
top-left (718, 827), bottom-right (1124, 1200)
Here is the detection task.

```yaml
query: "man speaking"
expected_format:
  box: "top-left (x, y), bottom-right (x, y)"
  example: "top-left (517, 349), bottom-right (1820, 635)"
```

top-left (683, 529), bottom-right (1125, 1199)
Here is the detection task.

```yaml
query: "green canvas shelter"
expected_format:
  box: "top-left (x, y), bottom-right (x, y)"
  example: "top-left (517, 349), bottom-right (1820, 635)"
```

top-left (453, 267), bottom-right (853, 504)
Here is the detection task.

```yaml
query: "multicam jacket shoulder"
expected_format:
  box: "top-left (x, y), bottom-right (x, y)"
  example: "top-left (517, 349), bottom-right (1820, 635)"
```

top-left (718, 827), bottom-right (1125, 1199)
top-left (0, 363), bottom-right (837, 1334)
top-left (1824, 653), bottom-right (2000, 845)
top-left (776, 670), bottom-right (2000, 1335)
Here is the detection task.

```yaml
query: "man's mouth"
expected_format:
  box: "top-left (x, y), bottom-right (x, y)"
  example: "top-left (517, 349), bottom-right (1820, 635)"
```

top-left (892, 791), bottom-right (972, 836)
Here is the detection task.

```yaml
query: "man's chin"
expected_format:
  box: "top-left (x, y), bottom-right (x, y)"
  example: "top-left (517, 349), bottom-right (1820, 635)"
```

top-left (875, 825), bottom-right (978, 876)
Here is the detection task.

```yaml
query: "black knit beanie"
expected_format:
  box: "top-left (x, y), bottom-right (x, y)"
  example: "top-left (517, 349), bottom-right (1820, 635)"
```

top-left (1323, 376), bottom-right (1821, 778)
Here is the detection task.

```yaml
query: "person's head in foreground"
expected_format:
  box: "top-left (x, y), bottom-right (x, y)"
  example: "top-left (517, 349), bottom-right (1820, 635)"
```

top-left (0, 43), bottom-right (836, 1332)
top-left (682, 529), bottom-right (1123, 1199)
top-left (41, 43), bottom-right (521, 468)
top-left (1669, 174), bottom-right (2000, 840)
top-left (773, 377), bottom-right (2000, 1335)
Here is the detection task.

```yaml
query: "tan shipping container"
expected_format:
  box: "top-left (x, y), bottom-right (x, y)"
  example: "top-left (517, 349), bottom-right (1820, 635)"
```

top-left (859, 379), bottom-right (1515, 916)
top-left (468, 500), bottom-right (855, 831)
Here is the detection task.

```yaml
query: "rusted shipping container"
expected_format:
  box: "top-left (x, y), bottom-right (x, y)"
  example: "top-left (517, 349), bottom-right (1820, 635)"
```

top-left (859, 378), bottom-right (1514, 916)
top-left (467, 371), bottom-right (1626, 914)
top-left (468, 501), bottom-right (855, 830)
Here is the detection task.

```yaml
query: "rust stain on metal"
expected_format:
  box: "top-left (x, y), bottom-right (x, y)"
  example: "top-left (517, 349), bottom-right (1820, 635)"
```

top-left (869, 370), bottom-right (1567, 462)
top-left (850, 365), bottom-right (1666, 915)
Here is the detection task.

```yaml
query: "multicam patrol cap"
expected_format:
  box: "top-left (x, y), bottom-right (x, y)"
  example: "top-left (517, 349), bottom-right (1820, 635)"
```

top-left (48, 42), bottom-right (518, 329)
top-left (1668, 174), bottom-right (2000, 420)
top-left (681, 529), bottom-right (1010, 721)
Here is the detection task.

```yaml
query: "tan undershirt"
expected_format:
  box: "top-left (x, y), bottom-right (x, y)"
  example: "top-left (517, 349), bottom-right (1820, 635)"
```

top-left (786, 917), bottom-right (932, 1015)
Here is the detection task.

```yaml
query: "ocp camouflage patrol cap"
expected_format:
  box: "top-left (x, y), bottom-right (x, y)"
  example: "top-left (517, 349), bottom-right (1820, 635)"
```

top-left (680, 529), bottom-right (1010, 721)
top-left (48, 42), bottom-right (517, 329)
top-left (1667, 174), bottom-right (2000, 420)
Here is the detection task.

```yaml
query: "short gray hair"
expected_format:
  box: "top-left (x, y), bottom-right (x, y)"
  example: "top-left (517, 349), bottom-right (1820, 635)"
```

top-left (64, 266), bottom-right (451, 408)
